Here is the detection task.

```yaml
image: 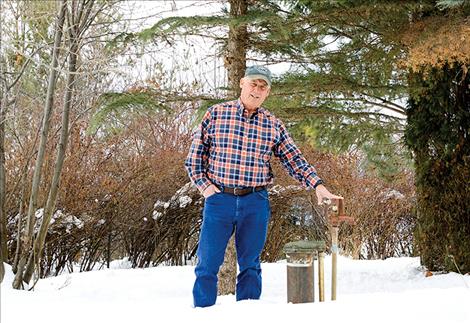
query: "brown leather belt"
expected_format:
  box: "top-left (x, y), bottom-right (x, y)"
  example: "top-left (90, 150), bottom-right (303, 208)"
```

top-left (219, 186), bottom-right (266, 196)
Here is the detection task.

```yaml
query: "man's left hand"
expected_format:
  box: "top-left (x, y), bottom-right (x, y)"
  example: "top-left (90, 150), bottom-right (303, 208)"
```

top-left (315, 184), bottom-right (343, 205)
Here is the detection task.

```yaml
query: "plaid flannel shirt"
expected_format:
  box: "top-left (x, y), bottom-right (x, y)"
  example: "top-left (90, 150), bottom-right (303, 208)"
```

top-left (185, 100), bottom-right (323, 193)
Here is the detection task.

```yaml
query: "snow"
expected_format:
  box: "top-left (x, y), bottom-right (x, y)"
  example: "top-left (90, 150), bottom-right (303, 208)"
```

top-left (154, 200), bottom-right (166, 208)
top-left (178, 195), bottom-right (192, 208)
top-left (381, 189), bottom-right (405, 200)
top-left (34, 208), bottom-right (44, 219)
top-left (1, 256), bottom-right (469, 323)
top-left (152, 210), bottom-right (162, 220)
top-left (51, 210), bottom-right (84, 231)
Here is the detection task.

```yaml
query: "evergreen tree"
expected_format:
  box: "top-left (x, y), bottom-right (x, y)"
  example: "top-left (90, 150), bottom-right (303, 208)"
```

top-left (117, 0), bottom-right (417, 177)
top-left (115, 0), bottom-right (470, 271)
top-left (404, 1), bottom-right (470, 272)
top-left (406, 63), bottom-right (469, 272)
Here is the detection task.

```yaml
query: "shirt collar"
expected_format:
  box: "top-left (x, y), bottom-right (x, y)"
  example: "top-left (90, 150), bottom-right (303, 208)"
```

top-left (236, 99), bottom-right (264, 118)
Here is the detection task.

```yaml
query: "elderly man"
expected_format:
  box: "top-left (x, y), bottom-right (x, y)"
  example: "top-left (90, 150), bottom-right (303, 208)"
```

top-left (185, 65), bottom-right (342, 307)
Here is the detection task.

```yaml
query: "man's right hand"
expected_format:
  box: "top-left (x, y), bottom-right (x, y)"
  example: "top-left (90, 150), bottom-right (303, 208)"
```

top-left (202, 184), bottom-right (221, 199)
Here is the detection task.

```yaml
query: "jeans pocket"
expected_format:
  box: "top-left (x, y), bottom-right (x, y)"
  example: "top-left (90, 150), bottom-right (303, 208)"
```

top-left (255, 189), bottom-right (269, 200)
top-left (205, 191), bottom-right (221, 200)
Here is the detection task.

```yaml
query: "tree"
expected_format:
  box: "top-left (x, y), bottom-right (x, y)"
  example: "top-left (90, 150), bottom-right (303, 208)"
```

top-left (22, 0), bottom-right (98, 283)
top-left (404, 2), bottom-right (470, 272)
top-left (406, 63), bottom-right (469, 272)
top-left (12, 0), bottom-right (67, 289)
top-left (124, 0), bottom-right (415, 177)
top-left (0, 0), bottom-right (47, 283)
top-left (1, 0), bottom-right (62, 283)
top-left (13, 0), bottom-right (107, 289)
top-left (270, 0), bottom-right (469, 271)
top-left (0, 0), bottom-right (8, 283)
top-left (124, 0), bottom-right (469, 272)
top-left (225, 0), bottom-right (247, 97)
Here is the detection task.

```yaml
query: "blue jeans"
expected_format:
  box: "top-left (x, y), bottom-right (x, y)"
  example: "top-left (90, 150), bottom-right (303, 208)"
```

top-left (192, 188), bottom-right (271, 307)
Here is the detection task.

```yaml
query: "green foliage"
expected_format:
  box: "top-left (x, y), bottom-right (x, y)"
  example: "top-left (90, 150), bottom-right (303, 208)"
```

top-left (20, 1), bottom-right (57, 43)
top-left (405, 63), bottom-right (470, 272)
top-left (110, 10), bottom-right (286, 48)
top-left (116, 2), bottom-right (414, 181)
top-left (114, 0), bottom-right (465, 183)
top-left (192, 99), bottom-right (229, 127)
top-left (287, 109), bottom-right (411, 181)
top-left (0, 1), bottom-right (58, 95)
top-left (88, 92), bottom-right (170, 135)
top-left (118, 15), bottom-right (229, 46)
top-left (247, 1), bottom-right (415, 178)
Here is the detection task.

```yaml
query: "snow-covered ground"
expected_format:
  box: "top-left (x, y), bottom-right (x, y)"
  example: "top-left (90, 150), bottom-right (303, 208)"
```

top-left (2, 256), bottom-right (469, 323)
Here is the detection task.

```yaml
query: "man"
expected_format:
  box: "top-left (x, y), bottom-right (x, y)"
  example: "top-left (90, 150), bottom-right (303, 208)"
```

top-left (185, 65), bottom-right (342, 307)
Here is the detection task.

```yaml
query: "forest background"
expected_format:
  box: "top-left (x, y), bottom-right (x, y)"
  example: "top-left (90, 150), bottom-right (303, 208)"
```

top-left (0, 0), bottom-right (468, 291)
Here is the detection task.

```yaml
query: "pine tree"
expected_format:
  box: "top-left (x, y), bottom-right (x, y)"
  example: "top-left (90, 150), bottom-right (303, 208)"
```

top-left (116, 0), bottom-right (470, 272)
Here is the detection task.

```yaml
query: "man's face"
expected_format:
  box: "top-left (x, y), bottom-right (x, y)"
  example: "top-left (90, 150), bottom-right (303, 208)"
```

top-left (239, 78), bottom-right (270, 110)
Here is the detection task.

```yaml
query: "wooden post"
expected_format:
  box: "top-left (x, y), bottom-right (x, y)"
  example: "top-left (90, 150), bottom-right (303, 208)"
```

top-left (327, 198), bottom-right (353, 301)
top-left (331, 226), bottom-right (339, 301)
top-left (318, 251), bottom-right (325, 302)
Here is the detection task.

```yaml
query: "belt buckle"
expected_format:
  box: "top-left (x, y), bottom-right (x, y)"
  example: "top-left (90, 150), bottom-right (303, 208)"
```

top-left (233, 187), bottom-right (242, 196)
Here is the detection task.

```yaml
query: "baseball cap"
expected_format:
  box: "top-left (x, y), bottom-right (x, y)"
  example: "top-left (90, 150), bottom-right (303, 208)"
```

top-left (244, 65), bottom-right (272, 87)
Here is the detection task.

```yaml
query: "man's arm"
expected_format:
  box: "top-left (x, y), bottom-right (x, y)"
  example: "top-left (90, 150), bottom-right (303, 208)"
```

top-left (273, 120), bottom-right (342, 204)
top-left (184, 110), bottom-right (213, 194)
top-left (273, 119), bottom-right (322, 188)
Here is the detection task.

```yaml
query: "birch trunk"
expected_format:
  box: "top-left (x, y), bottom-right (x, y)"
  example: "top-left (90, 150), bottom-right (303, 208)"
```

top-left (22, 0), bottom-right (96, 285)
top-left (12, 0), bottom-right (67, 289)
top-left (23, 38), bottom-right (79, 284)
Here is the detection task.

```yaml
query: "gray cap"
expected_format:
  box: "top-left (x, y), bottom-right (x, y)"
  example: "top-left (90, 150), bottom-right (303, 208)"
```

top-left (244, 65), bottom-right (272, 87)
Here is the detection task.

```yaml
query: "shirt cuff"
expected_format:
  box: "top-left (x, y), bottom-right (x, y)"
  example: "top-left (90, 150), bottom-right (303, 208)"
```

top-left (313, 179), bottom-right (324, 189)
top-left (195, 177), bottom-right (212, 194)
top-left (305, 172), bottom-right (323, 189)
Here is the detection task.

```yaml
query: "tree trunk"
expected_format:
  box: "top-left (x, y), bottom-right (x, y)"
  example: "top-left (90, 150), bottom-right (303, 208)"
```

top-left (22, 0), bottom-right (97, 285)
top-left (218, 0), bottom-right (248, 296)
top-left (23, 39), bottom-right (79, 284)
top-left (0, 2), bottom-right (8, 281)
top-left (12, 183), bottom-right (26, 274)
top-left (225, 0), bottom-right (247, 97)
top-left (0, 245), bottom-right (3, 283)
top-left (0, 0), bottom-right (38, 282)
top-left (0, 82), bottom-right (6, 283)
top-left (12, 0), bottom-right (67, 289)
